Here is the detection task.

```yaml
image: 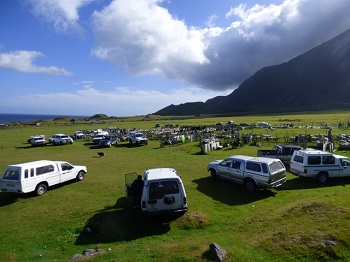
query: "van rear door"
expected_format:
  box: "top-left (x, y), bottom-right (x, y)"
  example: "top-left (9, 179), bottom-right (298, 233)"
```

top-left (146, 179), bottom-right (183, 213)
top-left (0, 167), bottom-right (22, 193)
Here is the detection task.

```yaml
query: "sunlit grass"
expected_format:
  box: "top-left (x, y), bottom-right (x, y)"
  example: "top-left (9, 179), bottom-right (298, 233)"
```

top-left (1, 112), bottom-right (350, 261)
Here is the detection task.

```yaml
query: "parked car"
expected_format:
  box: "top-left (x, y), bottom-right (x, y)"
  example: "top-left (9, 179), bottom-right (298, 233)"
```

top-left (73, 130), bottom-right (85, 139)
top-left (290, 149), bottom-right (350, 183)
top-left (27, 134), bottom-right (45, 144)
top-left (98, 135), bottom-right (119, 147)
top-left (30, 135), bottom-right (48, 146)
top-left (207, 155), bottom-right (286, 191)
top-left (0, 160), bottom-right (87, 196)
top-left (257, 144), bottom-right (303, 165)
top-left (127, 131), bottom-right (148, 145)
top-left (93, 134), bottom-right (106, 144)
top-left (125, 168), bottom-right (188, 216)
top-left (49, 134), bottom-right (73, 145)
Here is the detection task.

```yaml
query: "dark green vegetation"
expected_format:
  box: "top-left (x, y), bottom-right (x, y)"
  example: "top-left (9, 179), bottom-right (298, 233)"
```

top-left (155, 28), bottom-right (350, 116)
top-left (1, 112), bottom-right (350, 261)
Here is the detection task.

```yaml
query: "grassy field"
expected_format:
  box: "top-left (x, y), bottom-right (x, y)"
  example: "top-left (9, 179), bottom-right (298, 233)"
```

top-left (1, 112), bottom-right (350, 261)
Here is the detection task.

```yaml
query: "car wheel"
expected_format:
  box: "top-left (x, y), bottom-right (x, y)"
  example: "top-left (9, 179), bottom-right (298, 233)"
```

top-left (35, 183), bottom-right (47, 196)
top-left (76, 171), bottom-right (85, 181)
top-left (245, 179), bottom-right (257, 192)
top-left (317, 172), bottom-right (328, 183)
top-left (210, 169), bottom-right (217, 179)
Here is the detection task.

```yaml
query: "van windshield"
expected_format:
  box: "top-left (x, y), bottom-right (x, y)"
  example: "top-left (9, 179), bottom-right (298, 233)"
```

top-left (149, 180), bottom-right (179, 200)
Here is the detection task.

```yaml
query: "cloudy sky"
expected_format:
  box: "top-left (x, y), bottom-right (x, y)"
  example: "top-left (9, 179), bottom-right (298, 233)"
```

top-left (1, 0), bottom-right (349, 117)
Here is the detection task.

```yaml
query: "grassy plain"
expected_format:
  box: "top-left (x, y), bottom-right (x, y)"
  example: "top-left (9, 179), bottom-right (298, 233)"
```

top-left (1, 112), bottom-right (350, 261)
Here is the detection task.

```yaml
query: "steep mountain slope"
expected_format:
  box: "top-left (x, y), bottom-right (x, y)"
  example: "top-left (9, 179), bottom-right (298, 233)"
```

top-left (155, 28), bottom-right (350, 116)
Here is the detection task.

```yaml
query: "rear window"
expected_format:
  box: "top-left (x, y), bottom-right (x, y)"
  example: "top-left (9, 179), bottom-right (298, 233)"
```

top-left (3, 170), bottom-right (20, 180)
top-left (149, 180), bottom-right (179, 200)
top-left (269, 161), bottom-right (285, 173)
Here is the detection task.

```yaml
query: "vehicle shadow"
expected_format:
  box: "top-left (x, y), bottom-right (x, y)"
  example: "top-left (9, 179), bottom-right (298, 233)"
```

top-left (0, 191), bottom-right (34, 206)
top-left (283, 175), bottom-right (350, 190)
top-left (75, 197), bottom-right (178, 245)
top-left (192, 176), bottom-right (277, 206)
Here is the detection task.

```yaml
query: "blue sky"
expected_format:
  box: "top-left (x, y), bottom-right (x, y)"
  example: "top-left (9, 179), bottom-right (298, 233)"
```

top-left (1, 0), bottom-right (350, 117)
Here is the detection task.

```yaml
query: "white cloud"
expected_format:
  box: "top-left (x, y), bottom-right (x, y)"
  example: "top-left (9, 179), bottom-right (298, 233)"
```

top-left (3, 86), bottom-right (229, 116)
top-left (0, 50), bottom-right (71, 75)
top-left (91, 0), bottom-right (209, 76)
top-left (91, 0), bottom-right (350, 91)
top-left (26, 0), bottom-right (93, 33)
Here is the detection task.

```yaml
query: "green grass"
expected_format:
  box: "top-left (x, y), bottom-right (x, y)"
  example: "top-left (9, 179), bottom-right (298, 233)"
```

top-left (1, 112), bottom-right (350, 261)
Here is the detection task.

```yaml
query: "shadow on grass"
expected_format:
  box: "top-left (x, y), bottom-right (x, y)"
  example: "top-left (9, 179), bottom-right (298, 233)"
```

top-left (75, 197), bottom-right (181, 245)
top-left (0, 192), bottom-right (31, 206)
top-left (0, 180), bottom-right (81, 206)
top-left (283, 175), bottom-right (350, 190)
top-left (193, 176), bottom-right (276, 205)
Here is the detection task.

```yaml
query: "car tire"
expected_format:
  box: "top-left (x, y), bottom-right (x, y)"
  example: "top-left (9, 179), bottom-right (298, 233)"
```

top-left (317, 172), bottom-right (329, 183)
top-left (244, 179), bottom-right (257, 192)
top-left (76, 171), bottom-right (85, 181)
top-left (35, 183), bottom-right (47, 196)
top-left (210, 169), bottom-right (217, 179)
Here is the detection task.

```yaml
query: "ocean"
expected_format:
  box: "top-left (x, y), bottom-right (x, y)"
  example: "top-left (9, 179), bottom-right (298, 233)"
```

top-left (0, 113), bottom-right (89, 124)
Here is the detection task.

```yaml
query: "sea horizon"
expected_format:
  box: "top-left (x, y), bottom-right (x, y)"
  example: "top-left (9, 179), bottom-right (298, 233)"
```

top-left (0, 113), bottom-right (90, 124)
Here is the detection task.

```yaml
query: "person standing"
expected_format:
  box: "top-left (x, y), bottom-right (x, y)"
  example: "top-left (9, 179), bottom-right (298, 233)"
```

top-left (132, 175), bottom-right (144, 208)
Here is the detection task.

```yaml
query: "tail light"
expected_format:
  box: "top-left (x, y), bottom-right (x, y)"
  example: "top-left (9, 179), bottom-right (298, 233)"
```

top-left (304, 168), bottom-right (307, 174)
top-left (183, 196), bottom-right (187, 204)
top-left (142, 201), bottom-right (146, 208)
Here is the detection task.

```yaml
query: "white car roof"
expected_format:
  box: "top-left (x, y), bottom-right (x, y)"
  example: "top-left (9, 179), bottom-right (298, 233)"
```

top-left (144, 168), bottom-right (180, 181)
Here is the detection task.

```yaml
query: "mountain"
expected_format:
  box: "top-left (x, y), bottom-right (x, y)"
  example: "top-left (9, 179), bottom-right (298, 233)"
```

top-left (154, 28), bottom-right (350, 116)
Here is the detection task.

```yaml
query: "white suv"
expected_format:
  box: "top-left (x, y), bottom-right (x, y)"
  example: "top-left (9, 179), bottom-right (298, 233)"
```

top-left (49, 134), bottom-right (73, 145)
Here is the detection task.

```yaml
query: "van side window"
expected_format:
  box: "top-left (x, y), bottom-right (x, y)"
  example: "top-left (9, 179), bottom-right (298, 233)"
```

top-left (3, 170), bottom-right (20, 180)
top-left (308, 156), bottom-right (321, 165)
top-left (36, 165), bottom-right (55, 176)
top-left (293, 155), bottom-right (303, 163)
top-left (149, 181), bottom-right (179, 200)
top-left (30, 168), bottom-right (34, 177)
top-left (24, 169), bottom-right (28, 179)
top-left (322, 156), bottom-right (335, 165)
top-left (246, 162), bottom-right (261, 172)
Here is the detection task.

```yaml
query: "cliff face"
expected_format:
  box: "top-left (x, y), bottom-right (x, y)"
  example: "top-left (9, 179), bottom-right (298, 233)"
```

top-left (155, 28), bottom-right (350, 116)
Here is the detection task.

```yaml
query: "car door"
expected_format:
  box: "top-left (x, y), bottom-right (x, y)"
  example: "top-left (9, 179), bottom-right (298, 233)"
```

top-left (229, 159), bottom-right (244, 183)
top-left (59, 163), bottom-right (76, 182)
top-left (216, 159), bottom-right (233, 180)
top-left (125, 172), bottom-right (139, 198)
top-left (339, 158), bottom-right (350, 177)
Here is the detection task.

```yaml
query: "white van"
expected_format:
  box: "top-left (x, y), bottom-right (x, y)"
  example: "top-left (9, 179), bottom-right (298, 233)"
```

top-left (290, 149), bottom-right (350, 183)
top-left (0, 160), bottom-right (87, 195)
top-left (125, 168), bottom-right (188, 216)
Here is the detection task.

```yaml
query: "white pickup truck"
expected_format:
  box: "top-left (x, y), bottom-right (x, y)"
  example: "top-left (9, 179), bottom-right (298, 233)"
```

top-left (0, 160), bottom-right (87, 196)
top-left (290, 149), bottom-right (350, 183)
top-left (207, 155), bottom-right (286, 191)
